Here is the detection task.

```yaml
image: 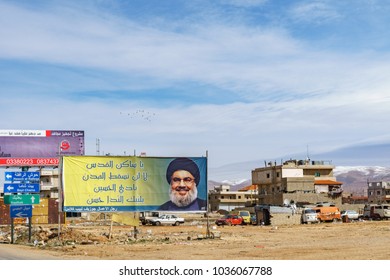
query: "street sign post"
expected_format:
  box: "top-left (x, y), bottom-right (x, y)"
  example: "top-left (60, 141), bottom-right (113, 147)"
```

top-left (4, 170), bottom-right (41, 244)
top-left (10, 205), bottom-right (33, 218)
top-left (4, 183), bottom-right (40, 193)
top-left (4, 194), bottom-right (40, 205)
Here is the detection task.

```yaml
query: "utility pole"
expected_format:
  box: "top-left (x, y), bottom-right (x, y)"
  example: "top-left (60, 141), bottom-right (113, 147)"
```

top-left (96, 138), bottom-right (100, 155)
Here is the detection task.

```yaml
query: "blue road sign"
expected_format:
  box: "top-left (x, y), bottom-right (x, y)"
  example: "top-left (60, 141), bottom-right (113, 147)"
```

top-left (4, 171), bottom-right (40, 182)
top-left (3, 183), bottom-right (40, 193)
top-left (10, 205), bottom-right (33, 218)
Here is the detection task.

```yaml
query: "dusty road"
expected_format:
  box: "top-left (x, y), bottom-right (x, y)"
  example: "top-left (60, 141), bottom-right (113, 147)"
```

top-left (2, 220), bottom-right (390, 260)
top-left (0, 244), bottom-right (62, 260)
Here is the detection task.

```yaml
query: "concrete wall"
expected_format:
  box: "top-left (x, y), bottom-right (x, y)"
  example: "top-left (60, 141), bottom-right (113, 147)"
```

top-left (270, 213), bottom-right (301, 226)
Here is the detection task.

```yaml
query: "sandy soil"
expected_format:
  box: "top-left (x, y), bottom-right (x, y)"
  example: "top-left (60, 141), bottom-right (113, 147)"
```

top-left (7, 219), bottom-right (390, 260)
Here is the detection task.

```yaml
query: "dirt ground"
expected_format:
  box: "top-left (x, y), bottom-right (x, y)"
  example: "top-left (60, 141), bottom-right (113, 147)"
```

top-left (2, 219), bottom-right (390, 260)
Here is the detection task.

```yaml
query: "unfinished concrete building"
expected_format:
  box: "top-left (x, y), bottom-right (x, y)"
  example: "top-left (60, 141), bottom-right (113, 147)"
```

top-left (251, 159), bottom-right (343, 207)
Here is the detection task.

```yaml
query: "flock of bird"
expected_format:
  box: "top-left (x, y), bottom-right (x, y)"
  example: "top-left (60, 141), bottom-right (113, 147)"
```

top-left (120, 110), bottom-right (156, 122)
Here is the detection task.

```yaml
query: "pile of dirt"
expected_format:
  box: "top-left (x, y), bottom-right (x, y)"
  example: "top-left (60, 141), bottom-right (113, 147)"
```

top-left (0, 220), bottom-right (218, 248)
top-left (4, 220), bottom-right (390, 260)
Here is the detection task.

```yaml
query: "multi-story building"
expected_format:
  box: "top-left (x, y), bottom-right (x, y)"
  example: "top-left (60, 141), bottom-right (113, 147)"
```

top-left (208, 184), bottom-right (258, 212)
top-left (39, 168), bottom-right (59, 198)
top-left (251, 159), bottom-right (343, 207)
top-left (367, 181), bottom-right (390, 204)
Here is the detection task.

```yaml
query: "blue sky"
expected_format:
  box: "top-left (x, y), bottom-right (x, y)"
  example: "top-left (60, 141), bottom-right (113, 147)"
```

top-left (1, 0), bottom-right (390, 169)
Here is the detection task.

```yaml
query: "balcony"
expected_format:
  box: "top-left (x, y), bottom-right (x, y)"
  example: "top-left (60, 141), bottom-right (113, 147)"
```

top-left (329, 187), bottom-right (343, 196)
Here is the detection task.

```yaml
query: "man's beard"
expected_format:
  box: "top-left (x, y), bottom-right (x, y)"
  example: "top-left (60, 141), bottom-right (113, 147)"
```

top-left (169, 185), bottom-right (198, 207)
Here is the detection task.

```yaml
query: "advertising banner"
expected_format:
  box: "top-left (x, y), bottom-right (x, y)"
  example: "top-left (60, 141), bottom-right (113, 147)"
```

top-left (0, 130), bottom-right (84, 166)
top-left (112, 213), bottom-right (140, 226)
top-left (62, 156), bottom-right (207, 212)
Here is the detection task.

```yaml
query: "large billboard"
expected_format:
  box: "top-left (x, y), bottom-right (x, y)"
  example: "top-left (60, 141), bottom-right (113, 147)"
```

top-left (62, 156), bottom-right (207, 212)
top-left (0, 130), bottom-right (84, 166)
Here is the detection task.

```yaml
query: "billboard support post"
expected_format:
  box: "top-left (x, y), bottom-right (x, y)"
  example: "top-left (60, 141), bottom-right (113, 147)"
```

top-left (22, 166), bottom-right (33, 243)
top-left (58, 155), bottom-right (63, 241)
top-left (205, 150), bottom-right (211, 239)
top-left (28, 217), bottom-right (32, 242)
top-left (11, 218), bottom-right (14, 244)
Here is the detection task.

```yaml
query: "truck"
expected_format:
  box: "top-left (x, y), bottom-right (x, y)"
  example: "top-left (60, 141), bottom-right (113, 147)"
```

top-left (363, 204), bottom-right (390, 220)
top-left (313, 206), bottom-right (341, 222)
top-left (139, 211), bottom-right (160, 225)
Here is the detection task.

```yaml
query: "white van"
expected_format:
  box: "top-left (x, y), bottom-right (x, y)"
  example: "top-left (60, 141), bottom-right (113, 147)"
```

top-left (301, 208), bottom-right (319, 224)
top-left (363, 204), bottom-right (390, 220)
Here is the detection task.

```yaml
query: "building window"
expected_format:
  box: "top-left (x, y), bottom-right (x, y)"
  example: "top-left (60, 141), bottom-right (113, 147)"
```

top-left (315, 172), bottom-right (320, 177)
top-left (276, 172), bottom-right (280, 177)
top-left (267, 173), bottom-right (270, 178)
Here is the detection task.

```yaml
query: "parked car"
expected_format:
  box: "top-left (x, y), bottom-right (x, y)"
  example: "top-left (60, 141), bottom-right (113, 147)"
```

top-left (231, 210), bottom-right (251, 224)
top-left (301, 208), bottom-right (319, 224)
top-left (341, 210), bottom-right (360, 220)
top-left (149, 214), bottom-right (185, 226)
top-left (250, 214), bottom-right (257, 225)
top-left (215, 214), bottom-right (243, 226)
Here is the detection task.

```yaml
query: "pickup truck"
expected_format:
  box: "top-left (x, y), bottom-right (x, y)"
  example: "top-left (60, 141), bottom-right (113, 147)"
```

top-left (149, 214), bottom-right (185, 226)
top-left (139, 211), bottom-right (160, 225)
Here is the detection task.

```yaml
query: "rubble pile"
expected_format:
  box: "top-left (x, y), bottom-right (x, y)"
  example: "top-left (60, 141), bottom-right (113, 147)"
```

top-left (0, 225), bottom-right (109, 246)
top-left (0, 223), bottom-right (221, 249)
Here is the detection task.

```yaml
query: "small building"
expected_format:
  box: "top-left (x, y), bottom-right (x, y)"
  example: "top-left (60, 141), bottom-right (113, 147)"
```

top-left (208, 184), bottom-right (259, 212)
top-left (367, 181), bottom-right (390, 204)
top-left (342, 192), bottom-right (368, 205)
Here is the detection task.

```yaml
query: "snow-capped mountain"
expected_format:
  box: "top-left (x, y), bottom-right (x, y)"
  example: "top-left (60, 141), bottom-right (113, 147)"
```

top-left (208, 178), bottom-right (251, 191)
top-left (334, 166), bottom-right (390, 195)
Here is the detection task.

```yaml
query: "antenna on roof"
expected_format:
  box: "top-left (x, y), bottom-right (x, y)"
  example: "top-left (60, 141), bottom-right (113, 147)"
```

top-left (306, 144), bottom-right (310, 160)
top-left (305, 144), bottom-right (311, 165)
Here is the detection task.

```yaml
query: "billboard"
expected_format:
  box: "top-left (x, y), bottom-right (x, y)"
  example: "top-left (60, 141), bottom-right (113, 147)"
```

top-left (0, 130), bottom-right (84, 166)
top-left (62, 156), bottom-right (207, 212)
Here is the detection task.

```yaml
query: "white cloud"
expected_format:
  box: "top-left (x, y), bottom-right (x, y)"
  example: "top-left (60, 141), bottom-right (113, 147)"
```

top-left (1, 1), bottom-right (390, 168)
top-left (289, 1), bottom-right (342, 24)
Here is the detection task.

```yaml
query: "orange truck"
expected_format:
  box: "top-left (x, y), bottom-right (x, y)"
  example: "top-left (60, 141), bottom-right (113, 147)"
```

top-left (313, 206), bottom-right (341, 222)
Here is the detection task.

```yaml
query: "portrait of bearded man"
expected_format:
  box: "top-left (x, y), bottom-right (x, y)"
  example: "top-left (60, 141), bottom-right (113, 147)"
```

top-left (158, 157), bottom-right (207, 211)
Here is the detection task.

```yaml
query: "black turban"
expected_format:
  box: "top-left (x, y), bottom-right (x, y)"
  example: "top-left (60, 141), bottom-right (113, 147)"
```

top-left (166, 158), bottom-right (200, 185)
